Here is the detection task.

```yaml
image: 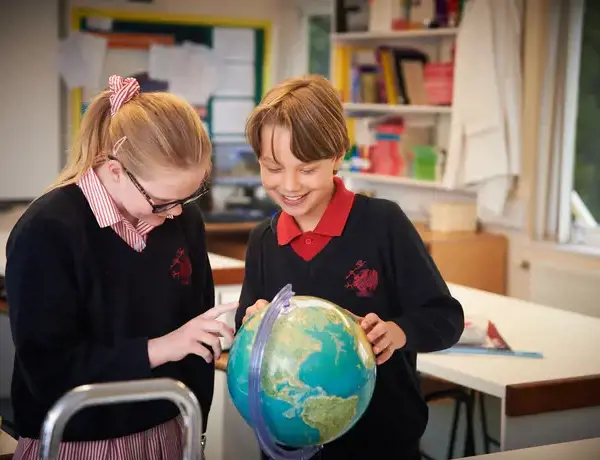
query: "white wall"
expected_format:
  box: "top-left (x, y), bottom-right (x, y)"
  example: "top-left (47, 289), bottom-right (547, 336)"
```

top-left (0, 0), bottom-right (61, 200)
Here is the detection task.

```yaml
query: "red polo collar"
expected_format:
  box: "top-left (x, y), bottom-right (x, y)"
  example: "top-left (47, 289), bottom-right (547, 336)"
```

top-left (277, 176), bottom-right (355, 245)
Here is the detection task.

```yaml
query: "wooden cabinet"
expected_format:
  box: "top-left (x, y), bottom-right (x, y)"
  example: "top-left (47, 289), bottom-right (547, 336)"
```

top-left (415, 224), bottom-right (507, 295)
top-left (207, 222), bottom-right (508, 295)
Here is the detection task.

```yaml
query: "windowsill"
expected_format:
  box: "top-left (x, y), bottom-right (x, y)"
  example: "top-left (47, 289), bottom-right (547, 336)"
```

top-left (556, 242), bottom-right (600, 259)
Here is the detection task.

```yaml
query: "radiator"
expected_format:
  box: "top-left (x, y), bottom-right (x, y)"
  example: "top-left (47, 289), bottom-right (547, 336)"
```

top-left (530, 261), bottom-right (600, 318)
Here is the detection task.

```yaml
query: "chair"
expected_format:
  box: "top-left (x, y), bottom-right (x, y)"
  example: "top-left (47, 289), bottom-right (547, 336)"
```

top-left (420, 387), bottom-right (476, 459)
top-left (474, 391), bottom-right (500, 454)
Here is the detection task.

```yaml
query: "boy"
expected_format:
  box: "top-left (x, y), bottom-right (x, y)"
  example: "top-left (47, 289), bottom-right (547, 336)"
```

top-left (235, 75), bottom-right (465, 459)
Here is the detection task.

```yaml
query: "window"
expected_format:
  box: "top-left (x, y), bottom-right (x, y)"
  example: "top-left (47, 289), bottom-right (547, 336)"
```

top-left (308, 15), bottom-right (331, 78)
top-left (555, 0), bottom-right (600, 247)
top-left (294, 0), bottom-right (332, 77)
top-left (571, 0), bottom-right (600, 245)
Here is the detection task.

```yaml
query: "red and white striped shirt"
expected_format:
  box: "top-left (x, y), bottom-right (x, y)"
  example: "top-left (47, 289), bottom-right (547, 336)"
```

top-left (77, 168), bottom-right (156, 252)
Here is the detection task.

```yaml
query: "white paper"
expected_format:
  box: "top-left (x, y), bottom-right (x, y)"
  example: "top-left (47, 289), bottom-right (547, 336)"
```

top-left (86, 16), bottom-right (113, 31)
top-left (148, 44), bottom-right (188, 81)
top-left (215, 61), bottom-right (255, 97)
top-left (355, 118), bottom-right (376, 145)
top-left (213, 27), bottom-right (255, 62)
top-left (167, 42), bottom-right (220, 106)
top-left (57, 31), bottom-right (107, 89)
top-left (212, 99), bottom-right (256, 134)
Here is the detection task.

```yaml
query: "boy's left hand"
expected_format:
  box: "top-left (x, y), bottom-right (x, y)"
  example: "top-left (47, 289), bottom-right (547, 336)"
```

top-left (354, 312), bottom-right (407, 365)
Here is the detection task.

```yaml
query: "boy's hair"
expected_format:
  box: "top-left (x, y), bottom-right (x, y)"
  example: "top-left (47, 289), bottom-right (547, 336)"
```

top-left (48, 82), bottom-right (211, 191)
top-left (245, 74), bottom-right (350, 162)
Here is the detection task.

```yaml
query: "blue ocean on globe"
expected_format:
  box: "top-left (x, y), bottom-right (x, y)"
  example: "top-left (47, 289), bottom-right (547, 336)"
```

top-left (227, 295), bottom-right (377, 448)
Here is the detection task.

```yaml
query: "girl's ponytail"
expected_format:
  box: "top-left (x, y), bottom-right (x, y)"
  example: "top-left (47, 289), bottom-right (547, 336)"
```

top-left (47, 91), bottom-right (113, 192)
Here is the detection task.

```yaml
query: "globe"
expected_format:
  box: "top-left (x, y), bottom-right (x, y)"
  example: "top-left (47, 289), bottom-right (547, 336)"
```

top-left (227, 292), bottom-right (376, 451)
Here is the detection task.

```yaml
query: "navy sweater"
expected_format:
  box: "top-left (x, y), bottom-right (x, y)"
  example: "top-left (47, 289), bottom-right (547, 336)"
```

top-left (236, 194), bottom-right (465, 457)
top-left (5, 185), bottom-right (215, 441)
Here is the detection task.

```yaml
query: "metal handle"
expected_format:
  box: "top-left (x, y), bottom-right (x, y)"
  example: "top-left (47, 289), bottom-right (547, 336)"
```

top-left (40, 378), bottom-right (204, 460)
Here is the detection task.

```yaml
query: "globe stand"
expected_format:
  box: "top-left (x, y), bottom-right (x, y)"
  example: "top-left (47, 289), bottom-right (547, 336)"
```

top-left (248, 284), bottom-right (323, 460)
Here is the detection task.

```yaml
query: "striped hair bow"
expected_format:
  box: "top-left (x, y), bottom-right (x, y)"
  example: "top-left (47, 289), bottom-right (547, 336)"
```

top-left (108, 75), bottom-right (140, 117)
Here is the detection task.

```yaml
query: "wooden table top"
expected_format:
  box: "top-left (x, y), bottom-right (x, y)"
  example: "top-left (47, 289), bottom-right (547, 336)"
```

top-left (0, 429), bottom-right (17, 459)
top-left (205, 221), bottom-right (261, 234)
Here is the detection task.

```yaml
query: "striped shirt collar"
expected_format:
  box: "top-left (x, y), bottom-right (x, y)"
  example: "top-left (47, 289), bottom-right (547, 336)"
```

top-left (77, 168), bottom-right (155, 236)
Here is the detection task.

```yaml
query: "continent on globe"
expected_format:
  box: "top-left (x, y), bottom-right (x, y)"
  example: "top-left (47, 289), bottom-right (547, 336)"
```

top-left (227, 295), bottom-right (377, 448)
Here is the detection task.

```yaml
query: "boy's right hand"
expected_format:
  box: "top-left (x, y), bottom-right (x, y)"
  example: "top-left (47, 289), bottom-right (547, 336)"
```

top-left (148, 302), bottom-right (238, 367)
top-left (242, 299), bottom-right (269, 324)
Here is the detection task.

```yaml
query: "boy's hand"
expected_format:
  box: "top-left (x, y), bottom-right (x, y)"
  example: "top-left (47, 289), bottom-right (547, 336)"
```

top-left (242, 299), bottom-right (269, 324)
top-left (354, 312), bottom-right (407, 365)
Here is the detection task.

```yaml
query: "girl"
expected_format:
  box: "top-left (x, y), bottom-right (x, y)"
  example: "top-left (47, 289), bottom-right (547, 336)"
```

top-left (236, 75), bottom-right (465, 460)
top-left (5, 75), bottom-right (239, 459)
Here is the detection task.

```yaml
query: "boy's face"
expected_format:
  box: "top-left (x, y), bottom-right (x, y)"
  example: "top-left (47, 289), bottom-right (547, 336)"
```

top-left (258, 125), bottom-right (343, 228)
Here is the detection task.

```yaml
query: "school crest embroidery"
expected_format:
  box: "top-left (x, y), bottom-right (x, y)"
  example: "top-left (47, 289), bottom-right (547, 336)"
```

top-left (171, 248), bottom-right (192, 285)
top-left (345, 260), bottom-right (378, 297)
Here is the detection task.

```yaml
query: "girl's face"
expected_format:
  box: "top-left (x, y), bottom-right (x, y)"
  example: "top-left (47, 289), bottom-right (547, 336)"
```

top-left (108, 160), bottom-right (208, 227)
top-left (258, 124), bottom-right (343, 231)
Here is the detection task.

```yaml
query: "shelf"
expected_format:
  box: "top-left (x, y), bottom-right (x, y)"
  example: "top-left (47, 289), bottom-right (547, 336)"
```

top-left (339, 171), bottom-right (475, 195)
top-left (344, 103), bottom-right (451, 126)
top-left (344, 103), bottom-right (451, 116)
top-left (332, 28), bottom-right (458, 45)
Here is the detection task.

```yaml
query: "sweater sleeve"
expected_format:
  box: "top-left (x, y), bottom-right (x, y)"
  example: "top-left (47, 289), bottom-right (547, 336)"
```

top-left (195, 209), bottom-right (215, 312)
top-left (5, 218), bottom-right (152, 403)
top-left (385, 203), bottom-right (465, 353)
top-left (235, 224), bottom-right (265, 331)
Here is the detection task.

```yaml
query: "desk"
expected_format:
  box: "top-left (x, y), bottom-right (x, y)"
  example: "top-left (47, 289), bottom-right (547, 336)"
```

top-left (0, 429), bottom-right (17, 460)
top-left (215, 283), bottom-right (600, 454)
top-left (457, 437), bottom-right (600, 459)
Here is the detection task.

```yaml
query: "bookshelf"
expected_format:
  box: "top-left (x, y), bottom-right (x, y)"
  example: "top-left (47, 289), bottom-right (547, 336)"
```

top-left (339, 171), bottom-right (459, 192)
top-left (330, 0), bottom-right (461, 189)
top-left (332, 27), bottom-right (458, 45)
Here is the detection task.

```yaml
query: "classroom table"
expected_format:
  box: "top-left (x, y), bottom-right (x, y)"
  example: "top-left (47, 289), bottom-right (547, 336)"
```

top-left (420, 284), bottom-right (600, 451)
top-left (456, 437), bottom-right (600, 459)
top-left (214, 283), bottom-right (600, 456)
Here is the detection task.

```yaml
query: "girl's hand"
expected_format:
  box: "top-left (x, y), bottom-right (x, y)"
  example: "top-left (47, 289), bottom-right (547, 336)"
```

top-left (356, 312), bottom-right (407, 365)
top-left (148, 302), bottom-right (239, 367)
top-left (242, 299), bottom-right (269, 324)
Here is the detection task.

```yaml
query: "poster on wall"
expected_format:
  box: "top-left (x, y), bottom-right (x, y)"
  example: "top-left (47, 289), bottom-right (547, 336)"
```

top-left (71, 32), bottom-right (213, 122)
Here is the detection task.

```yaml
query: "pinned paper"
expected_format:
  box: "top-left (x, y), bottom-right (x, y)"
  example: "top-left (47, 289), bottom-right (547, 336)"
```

top-left (148, 44), bottom-right (188, 81)
top-left (168, 42), bottom-right (220, 106)
top-left (213, 27), bottom-right (255, 61)
top-left (215, 61), bottom-right (255, 97)
top-left (86, 16), bottom-right (113, 31)
top-left (149, 42), bottom-right (220, 106)
top-left (57, 32), bottom-right (107, 89)
top-left (212, 99), bottom-right (256, 135)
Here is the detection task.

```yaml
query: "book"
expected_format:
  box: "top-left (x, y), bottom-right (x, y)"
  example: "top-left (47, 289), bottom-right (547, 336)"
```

top-left (435, 316), bottom-right (544, 359)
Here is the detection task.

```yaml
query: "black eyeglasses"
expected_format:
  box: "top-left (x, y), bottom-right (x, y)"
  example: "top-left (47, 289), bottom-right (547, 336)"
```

top-left (108, 155), bottom-right (208, 214)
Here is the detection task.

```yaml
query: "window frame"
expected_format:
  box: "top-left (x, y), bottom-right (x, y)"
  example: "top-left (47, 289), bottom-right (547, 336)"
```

top-left (557, 0), bottom-right (594, 246)
top-left (295, 0), bottom-right (332, 75)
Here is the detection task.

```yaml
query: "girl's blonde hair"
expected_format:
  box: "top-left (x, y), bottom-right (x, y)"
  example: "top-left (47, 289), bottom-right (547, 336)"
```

top-left (245, 74), bottom-right (350, 162)
top-left (48, 81), bottom-right (212, 191)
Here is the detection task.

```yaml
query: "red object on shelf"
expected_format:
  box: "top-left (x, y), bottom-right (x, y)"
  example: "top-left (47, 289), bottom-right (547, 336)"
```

top-left (368, 122), bottom-right (405, 176)
top-left (424, 62), bottom-right (454, 106)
